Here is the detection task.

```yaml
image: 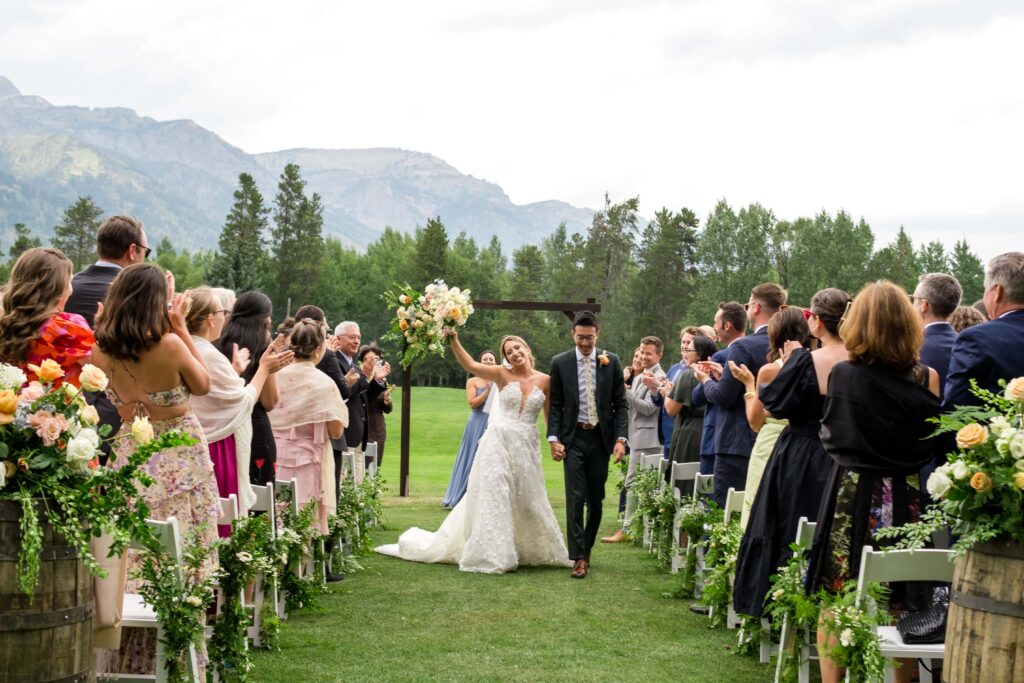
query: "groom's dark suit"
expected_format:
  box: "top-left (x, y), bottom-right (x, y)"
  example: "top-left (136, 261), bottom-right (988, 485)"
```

top-left (547, 348), bottom-right (629, 561)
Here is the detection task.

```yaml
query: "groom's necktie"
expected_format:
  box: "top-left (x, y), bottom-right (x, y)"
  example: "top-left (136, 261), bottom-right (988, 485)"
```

top-left (583, 356), bottom-right (598, 427)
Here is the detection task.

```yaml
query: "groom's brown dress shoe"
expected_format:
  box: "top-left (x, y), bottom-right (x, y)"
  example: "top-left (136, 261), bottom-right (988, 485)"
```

top-left (571, 559), bottom-right (589, 579)
top-left (600, 529), bottom-right (627, 543)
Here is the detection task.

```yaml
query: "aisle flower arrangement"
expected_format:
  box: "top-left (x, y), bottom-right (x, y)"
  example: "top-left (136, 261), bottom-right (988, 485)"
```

top-left (877, 377), bottom-right (1024, 554)
top-left (382, 280), bottom-right (474, 368)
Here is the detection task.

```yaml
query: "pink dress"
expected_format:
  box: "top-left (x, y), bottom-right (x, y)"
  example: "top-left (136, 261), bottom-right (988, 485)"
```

top-left (274, 422), bottom-right (333, 534)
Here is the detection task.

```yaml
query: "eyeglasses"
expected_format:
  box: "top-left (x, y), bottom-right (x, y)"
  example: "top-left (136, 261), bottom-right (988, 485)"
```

top-left (909, 294), bottom-right (925, 303)
top-left (136, 244), bottom-right (152, 258)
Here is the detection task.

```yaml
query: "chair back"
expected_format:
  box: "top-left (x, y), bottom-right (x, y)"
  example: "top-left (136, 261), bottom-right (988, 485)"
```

top-left (341, 451), bottom-right (357, 480)
top-left (671, 462), bottom-right (700, 500)
top-left (218, 494), bottom-right (239, 528)
top-left (692, 473), bottom-right (714, 502)
top-left (724, 487), bottom-right (744, 521)
top-left (795, 517), bottom-right (816, 548)
top-left (854, 546), bottom-right (954, 608)
top-left (365, 442), bottom-right (379, 476)
top-left (275, 478), bottom-right (299, 517)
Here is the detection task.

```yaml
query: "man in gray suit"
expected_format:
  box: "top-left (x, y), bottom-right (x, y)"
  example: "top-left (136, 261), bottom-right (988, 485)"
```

top-left (601, 335), bottom-right (667, 543)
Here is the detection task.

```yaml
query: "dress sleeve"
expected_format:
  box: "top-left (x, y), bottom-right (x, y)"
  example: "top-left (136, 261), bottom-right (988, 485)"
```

top-left (759, 349), bottom-right (814, 419)
top-left (669, 369), bottom-right (697, 414)
top-left (26, 313), bottom-right (95, 386)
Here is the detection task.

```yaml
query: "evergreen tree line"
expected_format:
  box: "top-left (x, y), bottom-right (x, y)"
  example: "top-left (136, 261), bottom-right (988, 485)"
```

top-left (4, 167), bottom-right (987, 387)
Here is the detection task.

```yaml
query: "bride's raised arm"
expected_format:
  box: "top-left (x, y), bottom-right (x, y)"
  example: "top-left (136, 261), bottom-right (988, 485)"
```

top-left (448, 329), bottom-right (503, 385)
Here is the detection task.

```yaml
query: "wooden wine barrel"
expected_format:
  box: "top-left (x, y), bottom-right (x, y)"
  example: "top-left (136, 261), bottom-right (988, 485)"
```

top-left (0, 498), bottom-right (94, 683)
top-left (944, 539), bottom-right (1024, 682)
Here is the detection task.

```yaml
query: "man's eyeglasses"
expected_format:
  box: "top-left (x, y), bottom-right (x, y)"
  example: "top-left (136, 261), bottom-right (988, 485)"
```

top-left (136, 244), bottom-right (152, 258)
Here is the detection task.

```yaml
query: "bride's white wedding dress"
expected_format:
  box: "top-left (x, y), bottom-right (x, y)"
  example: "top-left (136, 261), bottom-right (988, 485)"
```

top-left (376, 381), bottom-right (572, 574)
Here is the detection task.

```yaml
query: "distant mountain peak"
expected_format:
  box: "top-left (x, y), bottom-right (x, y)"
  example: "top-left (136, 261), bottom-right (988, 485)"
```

top-left (0, 76), bottom-right (22, 99)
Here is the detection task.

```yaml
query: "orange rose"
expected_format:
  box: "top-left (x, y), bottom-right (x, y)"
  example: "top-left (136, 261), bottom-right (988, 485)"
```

top-left (970, 471), bottom-right (993, 492)
top-left (1005, 377), bottom-right (1024, 402)
top-left (399, 294), bottom-right (412, 305)
top-left (399, 319), bottom-right (409, 331)
top-left (0, 388), bottom-right (18, 415)
top-left (27, 359), bottom-right (65, 383)
top-left (0, 413), bottom-right (13, 425)
top-left (956, 423), bottom-right (989, 449)
top-left (598, 353), bottom-right (610, 366)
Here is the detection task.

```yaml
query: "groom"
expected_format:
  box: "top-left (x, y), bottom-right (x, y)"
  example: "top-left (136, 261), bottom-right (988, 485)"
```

top-left (547, 310), bottom-right (628, 579)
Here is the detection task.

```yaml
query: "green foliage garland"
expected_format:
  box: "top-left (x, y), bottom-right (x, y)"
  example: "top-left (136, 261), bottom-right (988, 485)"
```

top-left (698, 507), bottom-right (743, 627)
top-left (625, 467), bottom-right (660, 542)
top-left (762, 542), bottom-right (820, 681)
top-left (278, 500), bottom-right (322, 611)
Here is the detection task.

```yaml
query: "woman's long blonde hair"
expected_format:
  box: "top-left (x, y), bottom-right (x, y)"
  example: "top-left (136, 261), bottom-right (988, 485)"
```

top-left (841, 281), bottom-right (923, 372)
top-left (0, 247), bottom-right (73, 364)
top-left (500, 335), bottom-right (535, 369)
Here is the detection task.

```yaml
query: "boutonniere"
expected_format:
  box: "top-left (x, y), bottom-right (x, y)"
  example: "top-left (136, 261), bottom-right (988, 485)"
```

top-left (598, 353), bottom-right (610, 366)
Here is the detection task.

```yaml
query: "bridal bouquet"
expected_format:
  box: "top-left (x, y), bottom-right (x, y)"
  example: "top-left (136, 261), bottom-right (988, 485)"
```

top-left (876, 377), bottom-right (1024, 555)
top-left (383, 280), bottom-right (474, 368)
top-left (0, 359), bottom-right (194, 596)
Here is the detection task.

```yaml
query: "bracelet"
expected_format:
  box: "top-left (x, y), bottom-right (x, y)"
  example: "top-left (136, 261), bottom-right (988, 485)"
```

top-left (743, 391), bottom-right (755, 401)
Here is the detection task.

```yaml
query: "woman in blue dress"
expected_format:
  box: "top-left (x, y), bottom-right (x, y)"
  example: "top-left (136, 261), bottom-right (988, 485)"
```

top-left (441, 350), bottom-right (497, 509)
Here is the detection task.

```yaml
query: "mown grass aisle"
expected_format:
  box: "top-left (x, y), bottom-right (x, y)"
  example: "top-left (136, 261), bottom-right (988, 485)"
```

top-left (249, 387), bottom-right (769, 682)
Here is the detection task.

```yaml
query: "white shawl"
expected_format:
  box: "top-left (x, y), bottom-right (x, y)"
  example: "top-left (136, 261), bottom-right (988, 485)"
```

top-left (190, 336), bottom-right (257, 514)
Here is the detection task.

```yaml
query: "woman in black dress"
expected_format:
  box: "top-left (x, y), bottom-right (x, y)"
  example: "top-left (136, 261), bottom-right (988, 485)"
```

top-left (809, 281), bottom-right (940, 683)
top-left (732, 288), bottom-right (851, 618)
top-left (216, 291), bottom-right (280, 485)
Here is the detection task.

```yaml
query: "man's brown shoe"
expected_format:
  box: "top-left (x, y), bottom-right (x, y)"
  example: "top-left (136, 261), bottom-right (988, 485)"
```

top-left (600, 529), bottom-right (627, 543)
top-left (570, 559), bottom-right (589, 579)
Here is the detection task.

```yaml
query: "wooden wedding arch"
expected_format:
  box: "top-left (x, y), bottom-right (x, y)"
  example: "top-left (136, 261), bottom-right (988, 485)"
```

top-left (397, 298), bottom-right (601, 496)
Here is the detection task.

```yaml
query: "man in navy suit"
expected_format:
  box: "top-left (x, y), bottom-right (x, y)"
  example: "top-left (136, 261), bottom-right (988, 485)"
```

top-left (696, 284), bottom-right (786, 507)
top-left (945, 252), bottom-right (1024, 411)
top-left (912, 272), bottom-right (961, 396)
top-left (693, 312), bottom-right (744, 477)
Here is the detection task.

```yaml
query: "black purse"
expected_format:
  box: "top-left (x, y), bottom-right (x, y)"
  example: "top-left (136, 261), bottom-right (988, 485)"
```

top-left (896, 590), bottom-right (948, 645)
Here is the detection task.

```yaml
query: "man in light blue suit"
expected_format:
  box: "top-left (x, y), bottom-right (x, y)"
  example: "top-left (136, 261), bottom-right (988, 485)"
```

top-left (944, 252), bottom-right (1024, 411)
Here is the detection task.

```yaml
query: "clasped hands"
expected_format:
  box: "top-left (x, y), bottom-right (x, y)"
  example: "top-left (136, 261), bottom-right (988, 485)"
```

top-left (549, 440), bottom-right (626, 464)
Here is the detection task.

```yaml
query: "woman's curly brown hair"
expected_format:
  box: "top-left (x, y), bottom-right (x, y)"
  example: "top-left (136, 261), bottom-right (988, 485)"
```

top-left (0, 247), bottom-right (73, 364)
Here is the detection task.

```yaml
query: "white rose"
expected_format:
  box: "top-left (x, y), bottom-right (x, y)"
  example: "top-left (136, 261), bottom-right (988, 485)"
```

top-left (236, 551), bottom-right (253, 563)
top-left (927, 470), bottom-right (953, 499)
top-left (839, 628), bottom-right (854, 648)
top-left (66, 429), bottom-right (100, 463)
top-left (950, 460), bottom-right (970, 480)
top-left (79, 404), bottom-right (100, 426)
top-left (78, 364), bottom-right (109, 392)
top-left (1010, 436), bottom-right (1024, 460)
top-left (0, 364), bottom-right (28, 391)
top-left (771, 589), bottom-right (784, 601)
top-left (131, 416), bottom-right (155, 445)
top-left (184, 595), bottom-right (203, 607)
top-left (989, 416), bottom-right (1010, 437)
top-left (1015, 459), bottom-right (1024, 472)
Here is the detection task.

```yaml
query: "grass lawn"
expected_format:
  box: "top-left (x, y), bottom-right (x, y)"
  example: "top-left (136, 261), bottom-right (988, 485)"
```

top-left (249, 387), bottom-right (773, 682)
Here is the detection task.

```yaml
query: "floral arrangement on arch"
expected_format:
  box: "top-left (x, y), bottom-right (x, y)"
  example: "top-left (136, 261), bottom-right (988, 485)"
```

top-left (878, 377), bottom-right (1024, 555)
top-left (382, 280), bottom-right (474, 368)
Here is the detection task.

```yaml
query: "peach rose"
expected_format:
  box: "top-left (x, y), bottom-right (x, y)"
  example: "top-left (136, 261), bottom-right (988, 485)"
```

top-left (970, 471), bottom-right (993, 493)
top-left (956, 423), bottom-right (989, 450)
top-left (19, 381), bottom-right (45, 402)
top-left (399, 294), bottom-right (412, 305)
top-left (598, 353), bottom-right (610, 366)
top-left (78, 364), bottom-right (109, 393)
top-left (28, 411), bottom-right (69, 446)
top-left (0, 413), bottom-right (13, 425)
top-left (1005, 377), bottom-right (1024, 403)
top-left (399, 319), bottom-right (409, 331)
top-left (0, 388), bottom-right (18, 415)
top-left (27, 359), bottom-right (65, 383)
top-left (1014, 472), bottom-right (1024, 491)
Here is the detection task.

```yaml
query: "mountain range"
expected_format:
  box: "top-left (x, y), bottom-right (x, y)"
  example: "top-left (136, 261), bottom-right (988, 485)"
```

top-left (0, 76), bottom-right (595, 253)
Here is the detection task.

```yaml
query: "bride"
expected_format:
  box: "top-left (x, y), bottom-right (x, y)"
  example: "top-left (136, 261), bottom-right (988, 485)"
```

top-left (375, 331), bottom-right (571, 574)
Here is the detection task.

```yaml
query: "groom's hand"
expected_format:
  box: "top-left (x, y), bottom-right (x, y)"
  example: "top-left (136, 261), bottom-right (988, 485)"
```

top-left (611, 441), bottom-right (626, 464)
top-left (550, 441), bottom-right (565, 461)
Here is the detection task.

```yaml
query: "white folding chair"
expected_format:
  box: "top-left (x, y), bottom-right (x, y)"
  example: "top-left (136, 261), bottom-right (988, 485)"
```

top-left (774, 517), bottom-right (818, 683)
top-left (364, 441), bottom-right (379, 478)
top-left (724, 487), bottom-right (744, 522)
top-left (850, 546), bottom-right (953, 683)
top-left (639, 453), bottom-right (663, 549)
top-left (245, 483), bottom-right (277, 647)
top-left (688, 473), bottom-right (715, 596)
top-left (272, 478), bottom-right (299, 619)
top-left (110, 516), bottom-right (200, 683)
top-left (669, 462), bottom-right (700, 573)
top-left (214, 494), bottom-right (242, 616)
top-left (340, 451), bottom-right (357, 481)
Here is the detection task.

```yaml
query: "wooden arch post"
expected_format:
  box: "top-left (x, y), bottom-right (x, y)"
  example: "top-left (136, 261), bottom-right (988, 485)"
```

top-left (398, 298), bottom-right (600, 496)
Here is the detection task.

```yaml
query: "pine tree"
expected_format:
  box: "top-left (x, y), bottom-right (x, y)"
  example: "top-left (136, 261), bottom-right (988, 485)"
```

top-left (868, 226), bottom-right (918, 292)
top-left (52, 196), bottom-right (103, 269)
top-left (632, 207), bottom-right (699, 340)
top-left (209, 173), bottom-right (270, 293)
top-left (949, 239), bottom-right (985, 303)
top-left (271, 164), bottom-right (324, 314)
top-left (916, 240), bottom-right (949, 275)
top-left (410, 217), bottom-right (450, 286)
top-left (8, 223), bottom-right (42, 262)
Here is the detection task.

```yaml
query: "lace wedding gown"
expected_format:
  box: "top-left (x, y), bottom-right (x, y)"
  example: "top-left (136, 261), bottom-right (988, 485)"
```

top-left (376, 382), bottom-right (572, 574)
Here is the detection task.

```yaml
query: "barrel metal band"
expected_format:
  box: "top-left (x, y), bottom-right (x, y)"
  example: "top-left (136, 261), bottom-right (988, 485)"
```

top-left (0, 545), bottom-right (79, 561)
top-left (951, 590), bottom-right (1024, 619)
top-left (0, 602), bottom-right (94, 631)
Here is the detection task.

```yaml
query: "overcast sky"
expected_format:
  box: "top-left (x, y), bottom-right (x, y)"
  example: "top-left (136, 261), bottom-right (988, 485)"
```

top-left (2, 0), bottom-right (1021, 259)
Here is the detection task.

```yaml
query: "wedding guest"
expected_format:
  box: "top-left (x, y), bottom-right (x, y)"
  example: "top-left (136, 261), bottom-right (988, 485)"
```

top-left (358, 343), bottom-right (393, 466)
top-left (807, 282), bottom-right (940, 683)
top-left (270, 319), bottom-right (348, 536)
top-left (948, 304), bottom-right (986, 333)
top-left (693, 304), bottom-right (745, 477)
top-left (663, 333), bottom-right (717, 494)
top-left (441, 350), bottom-right (497, 509)
top-left (659, 328), bottom-right (702, 459)
top-left (334, 320), bottom-right (390, 481)
top-left (91, 264), bottom-right (218, 677)
top-left (64, 215), bottom-right (149, 327)
top-left (971, 298), bottom-right (989, 320)
top-left (216, 291), bottom-right (283, 485)
top-left (732, 289), bottom-right (850, 620)
top-left (0, 247), bottom-right (93, 387)
top-left (623, 346), bottom-right (643, 388)
top-left (602, 336), bottom-right (666, 544)
top-left (945, 252), bottom-right (1024, 410)
top-left (728, 306), bottom-right (812, 528)
top-left (912, 272), bottom-right (961, 395)
top-left (697, 284), bottom-right (786, 507)
top-left (186, 287), bottom-right (292, 534)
